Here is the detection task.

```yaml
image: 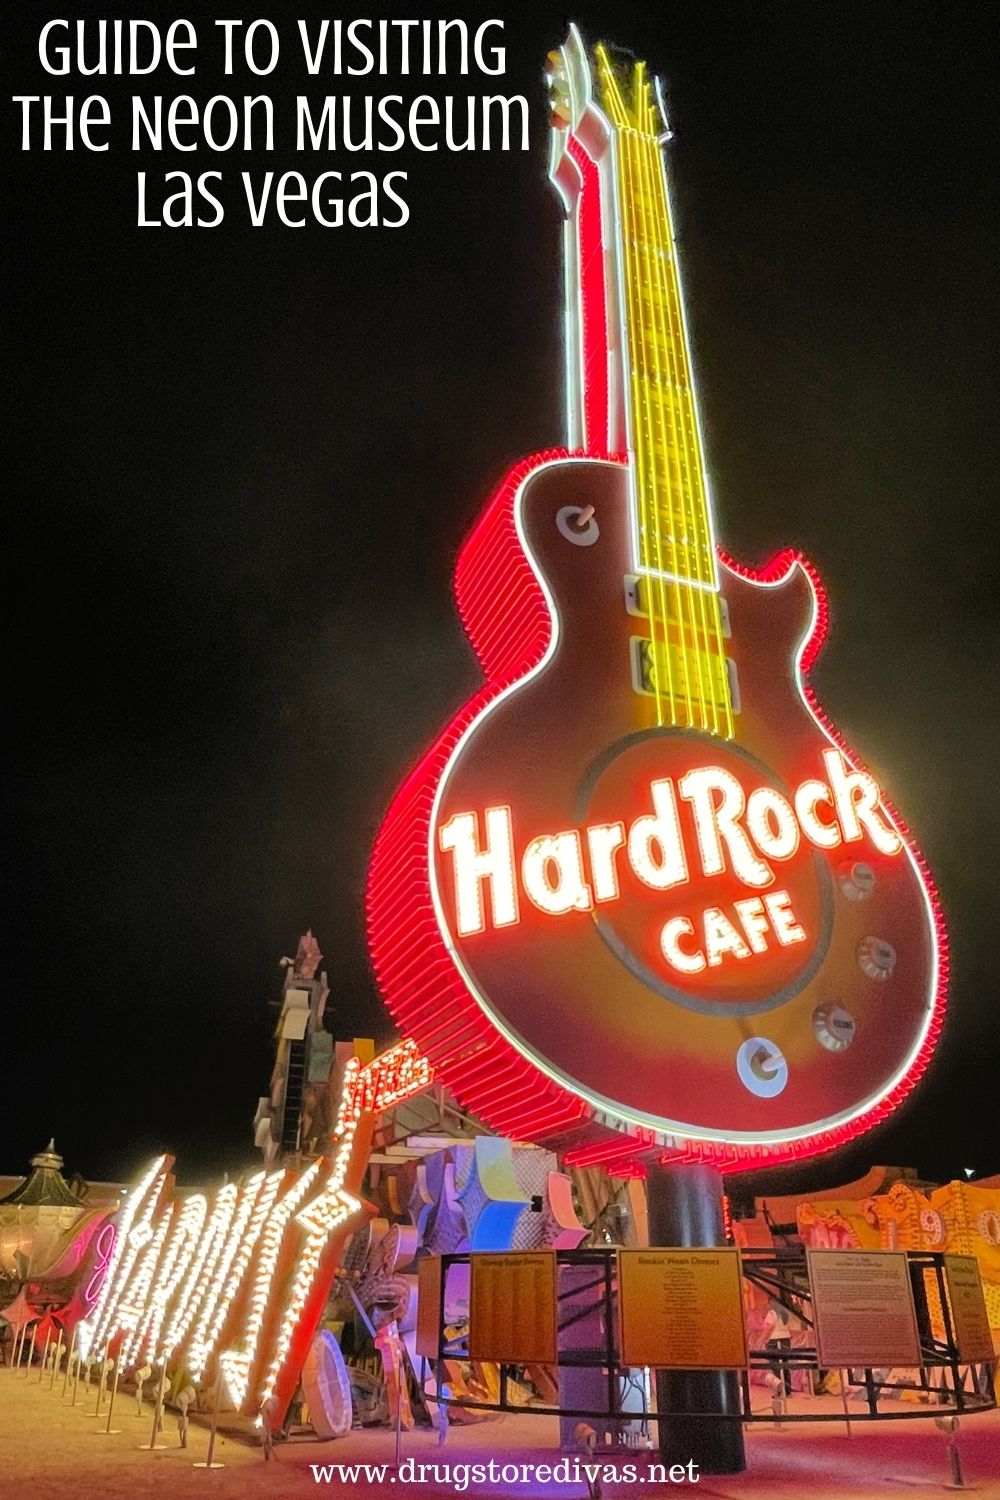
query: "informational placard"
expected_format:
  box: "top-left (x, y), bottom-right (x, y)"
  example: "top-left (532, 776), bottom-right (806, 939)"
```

top-left (468, 1251), bottom-right (558, 1365)
top-left (944, 1255), bottom-right (995, 1363)
top-left (618, 1249), bottom-right (748, 1369)
top-left (415, 1256), bottom-right (443, 1360)
top-left (808, 1250), bottom-right (921, 1368)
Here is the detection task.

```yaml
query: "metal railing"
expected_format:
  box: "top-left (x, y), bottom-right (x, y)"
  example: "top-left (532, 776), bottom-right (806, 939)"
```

top-left (419, 1248), bottom-right (996, 1425)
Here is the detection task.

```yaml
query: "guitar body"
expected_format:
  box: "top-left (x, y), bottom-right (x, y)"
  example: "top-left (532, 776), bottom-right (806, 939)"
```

top-left (367, 453), bottom-right (945, 1165)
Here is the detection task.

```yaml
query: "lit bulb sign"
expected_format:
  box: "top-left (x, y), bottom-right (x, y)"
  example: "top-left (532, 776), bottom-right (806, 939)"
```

top-left (366, 29), bottom-right (946, 1169)
top-left (439, 749), bottom-right (900, 986)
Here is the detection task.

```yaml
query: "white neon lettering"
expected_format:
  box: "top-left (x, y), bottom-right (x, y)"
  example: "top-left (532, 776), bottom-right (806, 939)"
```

top-left (586, 820), bottom-right (626, 902)
top-left (746, 786), bottom-right (799, 860)
top-left (764, 889), bottom-right (807, 946)
top-left (679, 766), bottom-right (772, 888)
top-left (627, 778), bottom-right (688, 890)
top-left (522, 831), bottom-right (593, 915)
top-left (660, 916), bottom-right (706, 974)
top-left (439, 806), bottom-right (518, 936)
top-left (703, 906), bottom-right (752, 967)
top-left (439, 760), bottom-right (903, 942)
top-left (733, 896), bottom-right (770, 953)
top-left (823, 749), bottom-right (902, 855)
top-left (795, 778), bottom-right (841, 849)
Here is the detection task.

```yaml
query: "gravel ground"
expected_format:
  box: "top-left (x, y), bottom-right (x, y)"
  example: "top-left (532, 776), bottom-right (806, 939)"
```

top-left (2, 1366), bottom-right (1000, 1498)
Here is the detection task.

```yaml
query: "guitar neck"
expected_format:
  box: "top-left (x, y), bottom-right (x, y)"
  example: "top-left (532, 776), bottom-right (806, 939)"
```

top-left (549, 32), bottom-right (734, 737)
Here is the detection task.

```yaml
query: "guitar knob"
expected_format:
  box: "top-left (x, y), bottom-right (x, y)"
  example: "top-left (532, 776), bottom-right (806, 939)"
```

top-left (813, 1003), bottom-right (856, 1052)
top-left (857, 936), bottom-right (896, 981)
top-left (556, 505), bottom-right (599, 547)
top-left (838, 860), bottom-right (876, 901)
top-left (736, 1037), bottom-right (788, 1098)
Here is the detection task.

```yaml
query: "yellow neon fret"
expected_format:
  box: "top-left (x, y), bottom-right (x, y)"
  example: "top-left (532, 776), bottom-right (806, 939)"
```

top-left (624, 126), bottom-right (685, 726)
top-left (641, 638), bottom-right (730, 709)
top-left (642, 123), bottom-right (721, 733)
top-left (596, 42), bottom-right (734, 739)
top-left (614, 127), bottom-right (670, 725)
top-left (631, 108), bottom-right (707, 730)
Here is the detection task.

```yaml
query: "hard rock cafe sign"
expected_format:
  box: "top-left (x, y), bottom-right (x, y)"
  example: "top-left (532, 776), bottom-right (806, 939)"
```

top-left (366, 28), bottom-right (946, 1170)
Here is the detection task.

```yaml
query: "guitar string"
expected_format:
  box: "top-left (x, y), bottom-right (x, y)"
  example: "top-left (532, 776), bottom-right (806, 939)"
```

top-left (652, 123), bottom-right (732, 733)
top-left (638, 66), bottom-right (733, 737)
top-left (632, 70), bottom-right (709, 731)
top-left (638, 78), bottom-right (721, 735)
top-left (600, 52), bottom-right (673, 726)
top-left (603, 48), bottom-right (686, 728)
top-left (627, 116), bottom-right (697, 728)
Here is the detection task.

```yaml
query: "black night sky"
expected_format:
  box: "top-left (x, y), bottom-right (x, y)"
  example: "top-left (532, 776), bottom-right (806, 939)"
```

top-left (3, 3), bottom-right (997, 1194)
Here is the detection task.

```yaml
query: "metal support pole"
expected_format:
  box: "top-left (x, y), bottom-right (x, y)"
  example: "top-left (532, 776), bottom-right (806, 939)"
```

top-left (646, 1162), bottom-right (746, 1475)
top-left (24, 1325), bottom-right (38, 1378)
top-left (99, 1355), bottom-right (122, 1434)
top-left (142, 1365), bottom-right (169, 1450)
top-left (37, 1328), bottom-right (52, 1383)
top-left (839, 1370), bottom-right (853, 1437)
top-left (193, 1370), bottom-right (225, 1469)
top-left (12, 1321), bottom-right (26, 1370)
top-left (49, 1333), bottom-right (64, 1390)
top-left (62, 1327), bottom-right (77, 1399)
top-left (93, 1346), bottom-right (110, 1416)
top-left (70, 1347), bottom-right (83, 1407)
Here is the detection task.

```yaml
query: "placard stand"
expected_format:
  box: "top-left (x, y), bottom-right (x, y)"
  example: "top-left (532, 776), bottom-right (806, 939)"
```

top-left (23, 1325), bottom-right (37, 1378)
top-left (61, 1328), bottom-right (77, 1399)
top-left (646, 1163), bottom-right (745, 1475)
top-left (97, 1356), bottom-right (122, 1435)
top-left (141, 1365), bottom-right (169, 1450)
top-left (49, 1334), bottom-right (64, 1390)
top-left (192, 1370), bottom-right (225, 1469)
top-left (37, 1328), bottom-right (52, 1383)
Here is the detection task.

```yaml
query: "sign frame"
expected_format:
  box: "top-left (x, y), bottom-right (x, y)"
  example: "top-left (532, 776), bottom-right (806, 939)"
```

top-left (618, 1247), bottom-right (749, 1370)
top-left (467, 1250), bottom-right (559, 1366)
top-left (808, 1248), bottom-right (922, 1369)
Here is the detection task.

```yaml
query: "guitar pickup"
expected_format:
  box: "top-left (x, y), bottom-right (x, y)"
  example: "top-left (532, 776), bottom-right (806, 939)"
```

top-left (631, 635), bottom-right (739, 717)
top-left (625, 574), bottom-right (732, 638)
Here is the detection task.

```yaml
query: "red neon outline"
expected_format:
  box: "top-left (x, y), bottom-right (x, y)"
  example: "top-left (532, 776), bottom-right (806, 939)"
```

top-left (367, 110), bottom-right (947, 1173)
top-left (567, 135), bottom-right (609, 454)
top-left (367, 472), bottom-right (947, 1172)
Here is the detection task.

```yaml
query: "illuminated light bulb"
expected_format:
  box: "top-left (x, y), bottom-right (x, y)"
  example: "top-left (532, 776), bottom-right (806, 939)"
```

top-left (733, 897), bottom-right (769, 954)
top-left (257, 1180), bottom-right (362, 1413)
top-left (764, 891), bottom-right (806, 947)
top-left (117, 1212), bottom-right (171, 1366)
top-left (135, 1194), bottom-right (206, 1368)
top-left (586, 822), bottom-right (626, 902)
top-left (438, 806), bottom-right (519, 935)
top-left (746, 786), bottom-right (799, 861)
top-left (795, 779), bottom-right (842, 850)
top-left (822, 749), bottom-right (902, 855)
top-left (160, 1183), bottom-right (238, 1361)
top-left (627, 779), bottom-right (688, 890)
top-left (678, 766), bottom-right (772, 888)
top-left (217, 1162), bottom-right (322, 1409)
top-left (522, 831), bottom-right (592, 915)
top-left (660, 916), bottom-right (705, 974)
top-left (702, 907), bottom-right (752, 967)
top-left (188, 1172), bottom-right (276, 1379)
top-left (339, 1041), bottom-right (432, 1126)
top-left (79, 1155), bottom-right (169, 1362)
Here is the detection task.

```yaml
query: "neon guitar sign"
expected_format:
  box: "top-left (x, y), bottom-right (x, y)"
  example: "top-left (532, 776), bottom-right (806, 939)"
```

top-left (367, 28), bottom-right (946, 1169)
